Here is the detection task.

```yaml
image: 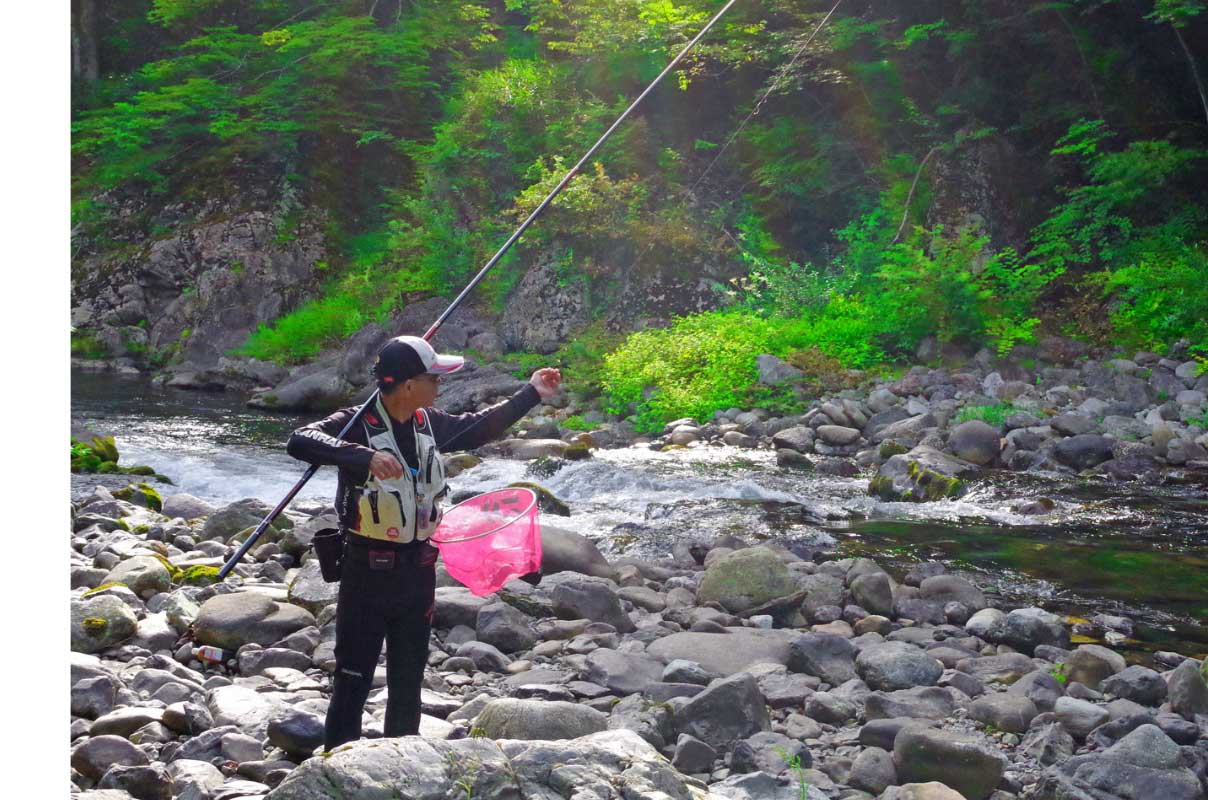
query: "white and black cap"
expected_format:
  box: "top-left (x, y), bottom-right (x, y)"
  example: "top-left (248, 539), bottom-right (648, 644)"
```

top-left (372, 335), bottom-right (464, 388)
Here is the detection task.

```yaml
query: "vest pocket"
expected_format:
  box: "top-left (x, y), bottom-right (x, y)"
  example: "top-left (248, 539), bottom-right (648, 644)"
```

top-left (357, 488), bottom-right (412, 543)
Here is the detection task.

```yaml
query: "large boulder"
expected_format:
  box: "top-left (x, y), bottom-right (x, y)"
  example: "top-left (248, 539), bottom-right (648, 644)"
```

top-left (199, 498), bottom-right (292, 542)
top-left (948, 420), bottom-right (1001, 465)
top-left (1167, 658), bottom-right (1208, 720)
top-left (583, 648), bottom-right (665, 697)
top-left (674, 672), bottom-right (771, 748)
top-left (539, 524), bottom-right (614, 579)
top-left (646, 629), bottom-right (798, 676)
top-left (103, 556), bottom-right (173, 599)
top-left (696, 546), bottom-right (797, 614)
top-left (286, 561), bottom-right (340, 616)
top-left (160, 493), bottom-right (216, 521)
top-left (473, 698), bottom-right (607, 740)
top-left (787, 633), bottom-right (857, 685)
top-left (192, 592), bottom-right (315, 650)
top-left (265, 729), bottom-right (698, 800)
top-left (868, 446), bottom-right (974, 503)
top-left (1065, 644), bottom-right (1126, 690)
top-left (1053, 434), bottom-right (1115, 470)
top-left (1030, 724), bottom-right (1203, 800)
top-left (71, 595), bottom-right (138, 654)
top-left (550, 576), bottom-right (634, 633)
top-left (856, 642), bottom-right (943, 691)
top-left (249, 367), bottom-right (355, 413)
top-left (475, 602), bottom-right (537, 654)
top-left (894, 728), bottom-right (1008, 800)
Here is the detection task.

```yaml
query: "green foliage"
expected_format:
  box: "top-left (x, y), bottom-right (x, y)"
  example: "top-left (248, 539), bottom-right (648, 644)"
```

top-left (236, 281), bottom-right (389, 364)
top-left (955, 403), bottom-right (1016, 427)
top-left (71, 330), bottom-right (110, 360)
top-left (559, 414), bottom-right (593, 431)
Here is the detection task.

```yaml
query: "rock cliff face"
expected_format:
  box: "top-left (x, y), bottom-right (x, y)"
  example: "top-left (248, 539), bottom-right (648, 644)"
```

top-left (71, 185), bottom-right (326, 374)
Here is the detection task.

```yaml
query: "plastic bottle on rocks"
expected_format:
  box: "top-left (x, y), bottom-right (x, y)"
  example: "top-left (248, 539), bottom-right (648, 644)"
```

top-left (193, 645), bottom-right (231, 667)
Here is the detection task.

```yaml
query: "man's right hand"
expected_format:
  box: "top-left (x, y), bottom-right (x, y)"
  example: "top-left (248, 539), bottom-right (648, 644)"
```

top-left (369, 451), bottom-right (405, 481)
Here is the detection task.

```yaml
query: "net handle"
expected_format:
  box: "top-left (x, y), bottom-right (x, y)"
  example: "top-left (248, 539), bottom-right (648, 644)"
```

top-left (430, 488), bottom-right (539, 544)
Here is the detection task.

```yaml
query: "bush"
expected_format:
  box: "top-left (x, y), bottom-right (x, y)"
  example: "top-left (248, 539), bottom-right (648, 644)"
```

top-left (955, 403), bottom-right (1016, 427)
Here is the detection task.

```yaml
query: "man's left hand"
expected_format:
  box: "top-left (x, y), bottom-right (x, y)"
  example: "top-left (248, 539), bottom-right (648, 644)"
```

top-left (530, 368), bottom-right (563, 399)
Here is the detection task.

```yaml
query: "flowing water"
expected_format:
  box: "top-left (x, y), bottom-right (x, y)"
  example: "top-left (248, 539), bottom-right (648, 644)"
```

top-left (72, 369), bottom-right (1208, 657)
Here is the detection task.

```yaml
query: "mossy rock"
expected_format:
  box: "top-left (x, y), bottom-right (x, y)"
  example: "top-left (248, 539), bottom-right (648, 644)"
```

top-left (113, 482), bottom-right (164, 512)
top-left (97, 461), bottom-right (120, 474)
top-left (88, 436), bottom-right (120, 463)
top-left (71, 595), bottom-right (137, 653)
top-left (697, 546), bottom-right (797, 614)
top-left (524, 456), bottom-right (567, 479)
top-left (868, 446), bottom-right (973, 503)
top-left (124, 465), bottom-right (156, 476)
top-left (879, 440), bottom-right (909, 459)
top-left (507, 482), bottom-right (571, 516)
top-left (563, 442), bottom-right (593, 461)
top-left (82, 581), bottom-right (129, 598)
top-left (181, 565), bottom-right (221, 587)
top-left (104, 555), bottom-right (175, 598)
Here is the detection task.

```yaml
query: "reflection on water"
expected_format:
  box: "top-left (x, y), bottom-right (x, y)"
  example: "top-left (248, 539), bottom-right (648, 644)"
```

top-left (72, 369), bottom-right (1208, 654)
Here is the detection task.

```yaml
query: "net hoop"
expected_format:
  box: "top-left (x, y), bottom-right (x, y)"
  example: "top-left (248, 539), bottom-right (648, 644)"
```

top-left (430, 487), bottom-right (538, 544)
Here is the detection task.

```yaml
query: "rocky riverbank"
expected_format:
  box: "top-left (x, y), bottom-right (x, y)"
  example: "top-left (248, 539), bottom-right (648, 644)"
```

top-left (70, 458), bottom-right (1208, 800)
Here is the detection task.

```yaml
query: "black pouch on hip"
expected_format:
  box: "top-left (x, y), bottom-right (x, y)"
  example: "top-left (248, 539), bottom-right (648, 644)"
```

top-left (313, 527), bottom-right (345, 583)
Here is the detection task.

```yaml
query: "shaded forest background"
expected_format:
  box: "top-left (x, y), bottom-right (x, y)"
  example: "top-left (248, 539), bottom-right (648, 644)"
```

top-left (71, 0), bottom-right (1208, 428)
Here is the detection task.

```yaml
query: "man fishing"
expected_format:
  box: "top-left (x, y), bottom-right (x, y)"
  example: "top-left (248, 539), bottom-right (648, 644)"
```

top-left (286, 335), bottom-right (561, 749)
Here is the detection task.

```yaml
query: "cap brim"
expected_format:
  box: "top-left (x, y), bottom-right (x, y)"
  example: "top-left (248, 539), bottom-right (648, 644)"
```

top-left (428, 354), bottom-right (464, 375)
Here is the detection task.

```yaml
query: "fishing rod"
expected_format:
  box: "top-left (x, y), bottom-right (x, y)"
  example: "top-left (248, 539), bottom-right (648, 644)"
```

top-left (217, 0), bottom-right (743, 579)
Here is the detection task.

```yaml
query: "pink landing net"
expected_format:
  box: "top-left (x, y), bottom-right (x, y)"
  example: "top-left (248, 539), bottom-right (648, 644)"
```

top-left (430, 487), bottom-right (541, 596)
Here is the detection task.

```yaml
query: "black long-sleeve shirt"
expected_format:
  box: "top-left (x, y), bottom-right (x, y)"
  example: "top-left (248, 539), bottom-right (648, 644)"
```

top-left (287, 384), bottom-right (540, 537)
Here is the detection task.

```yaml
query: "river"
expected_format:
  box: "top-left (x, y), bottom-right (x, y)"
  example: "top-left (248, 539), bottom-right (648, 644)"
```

top-left (71, 369), bottom-right (1208, 658)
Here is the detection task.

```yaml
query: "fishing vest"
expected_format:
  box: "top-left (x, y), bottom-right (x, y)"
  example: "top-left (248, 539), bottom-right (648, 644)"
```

top-left (353, 397), bottom-right (448, 543)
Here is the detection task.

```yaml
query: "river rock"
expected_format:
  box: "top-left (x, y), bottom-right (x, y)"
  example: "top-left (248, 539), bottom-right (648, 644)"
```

top-left (696, 546), bottom-right (796, 614)
top-left (881, 784), bottom-right (968, 800)
top-left (869, 446), bottom-right (973, 502)
top-left (956, 653), bottom-right (1036, 685)
top-left (918, 575), bottom-right (986, 610)
top-left (772, 426), bottom-right (815, 453)
top-left (538, 524), bottom-right (614, 579)
top-left (160, 493), bottom-right (215, 520)
top-left (671, 732), bottom-right (716, 774)
top-left (474, 601), bottom-right (536, 654)
top-left (1065, 644), bottom-right (1126, 689)
top-left (1030, 723), bottom-right (1203, 800)
top-left (817, 424), bottom-right (861, 446)
top-left (1055, 695), bottom-right (1110, 739)
top-left (285, 561), bottom-right (339, 616)
top-left (864, 686), bottom-right (956, 721)
top-left (473, 697), bottom-right (607, 740)
top-left (208, 685), bottom-right (294, 740)
top-left (71, 735), bottom-right (151, 781)
top-left (104, 555), bottom-right (173, 599)
top-left (550, 576), bottom-right (634, 633)
top-left (199, 498), bottom-right (291, 542)
top-left (787, 633), bottom-right (856, 685)
top-left (96, 762), bottom-right (172, 800)
top-left (1101, 664), bottom-right (1168, 706)
top-left (1008, 670), bottom-right (1065, 711)
top-left (893, 728), bottom-right (1008, 800)
top-left (71, 595), bottom-right (138, 654)
top-left (433, 586), bottom-right (488, 628)
top-left (849, 746), bottom-right (896, 794)
top-left (730, 730), bottom-right (810, 776)
top-left (1167, 658), bottom-right (1208, 719)
top-left (983, 607), bottom-right (1070, 654)
top-left (646, 630), bottom-right (796, 676)
top-left (968, 693), bottom-right (1038, 733)
top-left (192, 592), bottom-right (315, 650)
top-left (674, 672), bottom-right (771, 748)
top-left (583, 648), bottom-right (664, 696)
top-left (856, 642), bottom-right (943, 691)
top-left (948, 420), bottom-right (1001, 465)
top-left (1053, 433), bottom-right (1115, 470)
top-left (849, 571), bottom-right (894, 616)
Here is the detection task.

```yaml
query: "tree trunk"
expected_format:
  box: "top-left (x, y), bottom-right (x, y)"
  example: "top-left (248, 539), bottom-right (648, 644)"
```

top-left (1172, 24), bottom-right (1208, 128)
top-left (72, 0), bottom-right (99, 83)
